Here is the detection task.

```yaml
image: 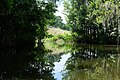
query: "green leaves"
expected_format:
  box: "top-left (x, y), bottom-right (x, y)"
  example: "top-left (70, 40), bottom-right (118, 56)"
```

top-left (64, 0), bottom-right (120, 44)
top-left (0, 0), bottom-right (58, 79)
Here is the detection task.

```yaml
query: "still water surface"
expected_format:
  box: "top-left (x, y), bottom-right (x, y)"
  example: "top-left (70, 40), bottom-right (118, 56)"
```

top-left (51, 45), bottom-right (120, 80)
top-left (0, 45), bottom-right (120, 80)
top-left (53, 53), bottom-right (71, 80)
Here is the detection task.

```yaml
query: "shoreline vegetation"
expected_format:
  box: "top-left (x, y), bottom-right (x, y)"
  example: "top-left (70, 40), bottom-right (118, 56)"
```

top-left (44, 27), bottom-right (120, 55)
top-left (45, 27), bottom-right (120, 46)
top-left (44, 27), bottom-right (73, 45)
top-left (44, 28), bottom-right (73, 54)
top-left (0, 0), bottom-right (120, 79)
top-left (64, 0), bottom-right (120, 45)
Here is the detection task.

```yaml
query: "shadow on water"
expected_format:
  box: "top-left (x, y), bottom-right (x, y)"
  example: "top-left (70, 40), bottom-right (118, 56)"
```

top-left (1, 43), bottom-right (120, 80)
top-left (0, 45), bottom-right (55, 80)
top-left (62, 45), bottom-right (120, 80)
top-left (47, 44), bottom-right (120, 80)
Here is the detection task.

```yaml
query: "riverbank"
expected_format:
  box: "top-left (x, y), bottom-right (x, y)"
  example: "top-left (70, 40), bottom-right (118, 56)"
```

top-left (44, 28), bottom-right (73, 54)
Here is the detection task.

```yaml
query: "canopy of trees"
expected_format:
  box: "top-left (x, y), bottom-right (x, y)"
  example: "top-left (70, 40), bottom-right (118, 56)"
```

top-left (64, 0), bottom-right (120, 44)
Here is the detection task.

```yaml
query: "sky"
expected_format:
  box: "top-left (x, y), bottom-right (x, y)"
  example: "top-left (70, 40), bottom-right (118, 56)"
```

top-left (55, 1), bottom-right (67, 23)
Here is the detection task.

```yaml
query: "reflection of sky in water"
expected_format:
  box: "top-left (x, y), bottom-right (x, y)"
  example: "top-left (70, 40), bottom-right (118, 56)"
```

top-left (53, 53), bottom-right (71, 80)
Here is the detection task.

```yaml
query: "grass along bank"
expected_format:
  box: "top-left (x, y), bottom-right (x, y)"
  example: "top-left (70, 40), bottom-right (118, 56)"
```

top-left (45, 28), bottom-right (72, 45)
top-left (44, 28), bottom-right (73, 54)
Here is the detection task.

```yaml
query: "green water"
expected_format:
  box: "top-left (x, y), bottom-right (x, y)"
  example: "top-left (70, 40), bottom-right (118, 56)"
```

top-left (0, 45), bottom-right (120, 80)
top-left (50, 45), bottom-right (120, 80)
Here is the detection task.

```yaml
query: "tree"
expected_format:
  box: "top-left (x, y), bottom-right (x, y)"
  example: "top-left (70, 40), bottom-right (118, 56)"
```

top-left (0, 0), bottom-right (58, 79)
top-left (49, 16), bottom-right (69, 30)
top-left (64, 0), bottom-right (120, 44)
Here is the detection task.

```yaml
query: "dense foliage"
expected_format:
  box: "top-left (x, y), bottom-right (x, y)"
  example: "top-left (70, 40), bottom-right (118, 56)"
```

top-left (0, 0), bottom-right (57, 79)
top-left (64, 0), bottom-right (120, 44)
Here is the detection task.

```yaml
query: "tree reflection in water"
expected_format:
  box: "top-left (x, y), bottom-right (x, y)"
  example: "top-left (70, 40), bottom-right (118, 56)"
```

top-left (62, 45), bottom-right (120, 80)
top-left (0, 46), bottom-right (55, 80)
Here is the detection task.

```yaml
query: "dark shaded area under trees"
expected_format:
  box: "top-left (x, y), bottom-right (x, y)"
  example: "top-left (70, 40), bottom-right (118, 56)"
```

top-left (0, 0), bottom-right (58, 79)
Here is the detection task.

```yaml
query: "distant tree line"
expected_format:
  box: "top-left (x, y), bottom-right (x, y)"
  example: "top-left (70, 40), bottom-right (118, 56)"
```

top-left (50, 15), bottom-right (70, 30)
top-left (64, 0), bottom-right (120, 44)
